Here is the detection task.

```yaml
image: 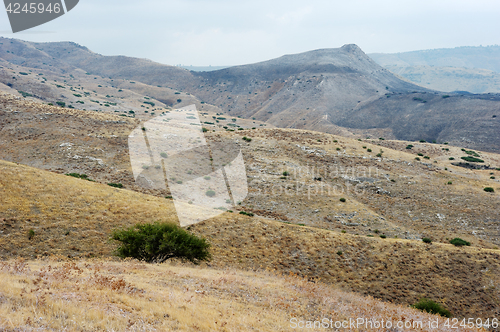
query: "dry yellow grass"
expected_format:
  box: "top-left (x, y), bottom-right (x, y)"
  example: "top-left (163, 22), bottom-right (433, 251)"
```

top-left (0, 258), bottom-right (486, 332)
top-left (0, 159), bottom-right (178, 259)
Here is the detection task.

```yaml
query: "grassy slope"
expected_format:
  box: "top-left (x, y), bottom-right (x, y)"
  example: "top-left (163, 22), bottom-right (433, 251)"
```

top-left (0, 160), bottom-right (499, 320)
top-left (0, 259), bottom-right (485, 332)
top-left (0, 159), bottom-right (178, 258)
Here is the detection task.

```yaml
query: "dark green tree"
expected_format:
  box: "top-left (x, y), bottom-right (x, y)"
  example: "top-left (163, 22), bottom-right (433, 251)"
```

top-left (112, 222), bottom-right (211, 264)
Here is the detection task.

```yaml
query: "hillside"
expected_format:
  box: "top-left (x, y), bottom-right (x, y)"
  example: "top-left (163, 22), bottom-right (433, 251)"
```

top-left (2, 38), bottom-right (500, 152)
top-left (0, 259), bottom-right (485, 332)
top-left (1, 91), bottom-right (500, 319)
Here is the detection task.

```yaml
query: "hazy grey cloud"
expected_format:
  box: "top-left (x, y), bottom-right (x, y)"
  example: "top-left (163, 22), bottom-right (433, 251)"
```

top-left (1, 0), bottom-right (499, 66)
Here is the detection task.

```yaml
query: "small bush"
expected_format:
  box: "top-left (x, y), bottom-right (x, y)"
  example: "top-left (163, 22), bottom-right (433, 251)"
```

top-left (243, 136), bottom-right (252, 142)
top-left (406, 145), bottom-right (413, 149)
top-left (419, 139), bottom-right (426, 143)
top-left (160, 152), bottom-right (168, 158)
top-left (449, 157), bottom-right (455, 160)
top-left (108, 183), bottom-right (123, 188)
top-left (415, 157), bottom-right (420, 161)
top-left (491, 176), bottom-right (496, 179)
top-left (339, 197), bottom-right (346, 202)
top-left (461, 156), bottom-right (484, 163)
top-left (450, 238), bottom-right (470, 246)
top-left (111, 222), bottom-right (211, 264)
top-left (202, 127), bottom-right (208, 133)
top-left (28, 229), bottom-right (35, 240)
top-left (424, 156), bottom-right (430, 159)
top-left (411, 298), bottom-right (452, 317)
top-left (447, 181), bottom-right (452, 185)
top-left (205, 190), bottom-right (216, 197)
top-left (239, 211), bottom-right (254, 217)
top-left (56, 101), bottom-right (66, 107)
top-left (422, 238), bottom-right (432, 244)
top-left (417, 153), bottom-right (424, 156)
top-left (336, 251), bottom-right (343, 256)
top-left (282, 171), bottom-right (290, 176)
top-left (484, 187), bottom-right (495, 192)
top-left (367, 149), bottom-right (372, 152)
top-left (380, 234), bottom-right (387, 239)
top-left (66, 173), bottom-right (94, 181)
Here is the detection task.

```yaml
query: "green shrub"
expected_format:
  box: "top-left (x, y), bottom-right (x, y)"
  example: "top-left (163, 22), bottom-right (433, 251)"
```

top-left (484, 187), bottom-right (495, 192)
top-left (461, 156), bottom-right (483, 163)
top-left (239, 211), bottom-right (254, 217)
top-left (56, 101), bottom-right (66, 107)
top-left (111, 222), bottom-right (211, 264)
top-left (243, 136), bottom-right (252, 142)
top-left (417, 153), bottom-right (424, 156)
top-left (282, 171), bottom-right (290, 176)
top-left (422, 238), bottom-right (432, 244)
top-left (66, 173), bottom-right (94, 181)
top-left (108, 183), bottom-right (123, 188)
top-left (450, 238), bottom-right (470, 246)
top-left (202, 127), bottom-right (208, 133)
top-left (490, 176), bottom-right (496, 179)
top-left (406, 145), bottom-right (413, 149)
top-left (367, 149), bottom-right (372, 152)
top-left (339, 198), bottom-right (346, 202)
top-left (424, 156), bottom-right (430, 159)
top-left (18, 91), bottom-right (33, 98)
top-left (415, 157), bottom-right (420, 161)
top-left (160, 152), bottom-right (168, 158)
top-left (336, 251), bottom-right (343, 256)
top-left (419, 139), bottom-right (426, 143)
top-left (449, 157), bottom-right (455, 160)
top-left (380, 234), bottom-right (387, 239)
top-left (411, 298), bottom-right (452, 317)
top-left (447, 181), bottom-right (453, 185)
top-left (28, 229), bottom-right (35, 240)
top-left (205, 190), bottom-right (216, 197)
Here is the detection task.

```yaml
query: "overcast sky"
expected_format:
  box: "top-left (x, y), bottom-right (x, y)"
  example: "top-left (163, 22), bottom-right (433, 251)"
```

top-left (1, 0), bottom-right (500, 66)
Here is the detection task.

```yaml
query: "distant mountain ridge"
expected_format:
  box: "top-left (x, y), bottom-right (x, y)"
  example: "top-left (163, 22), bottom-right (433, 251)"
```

top-left (370, 45), bottom-right (500, 93)
top-left (370, 45), bottom-right (500, 72)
